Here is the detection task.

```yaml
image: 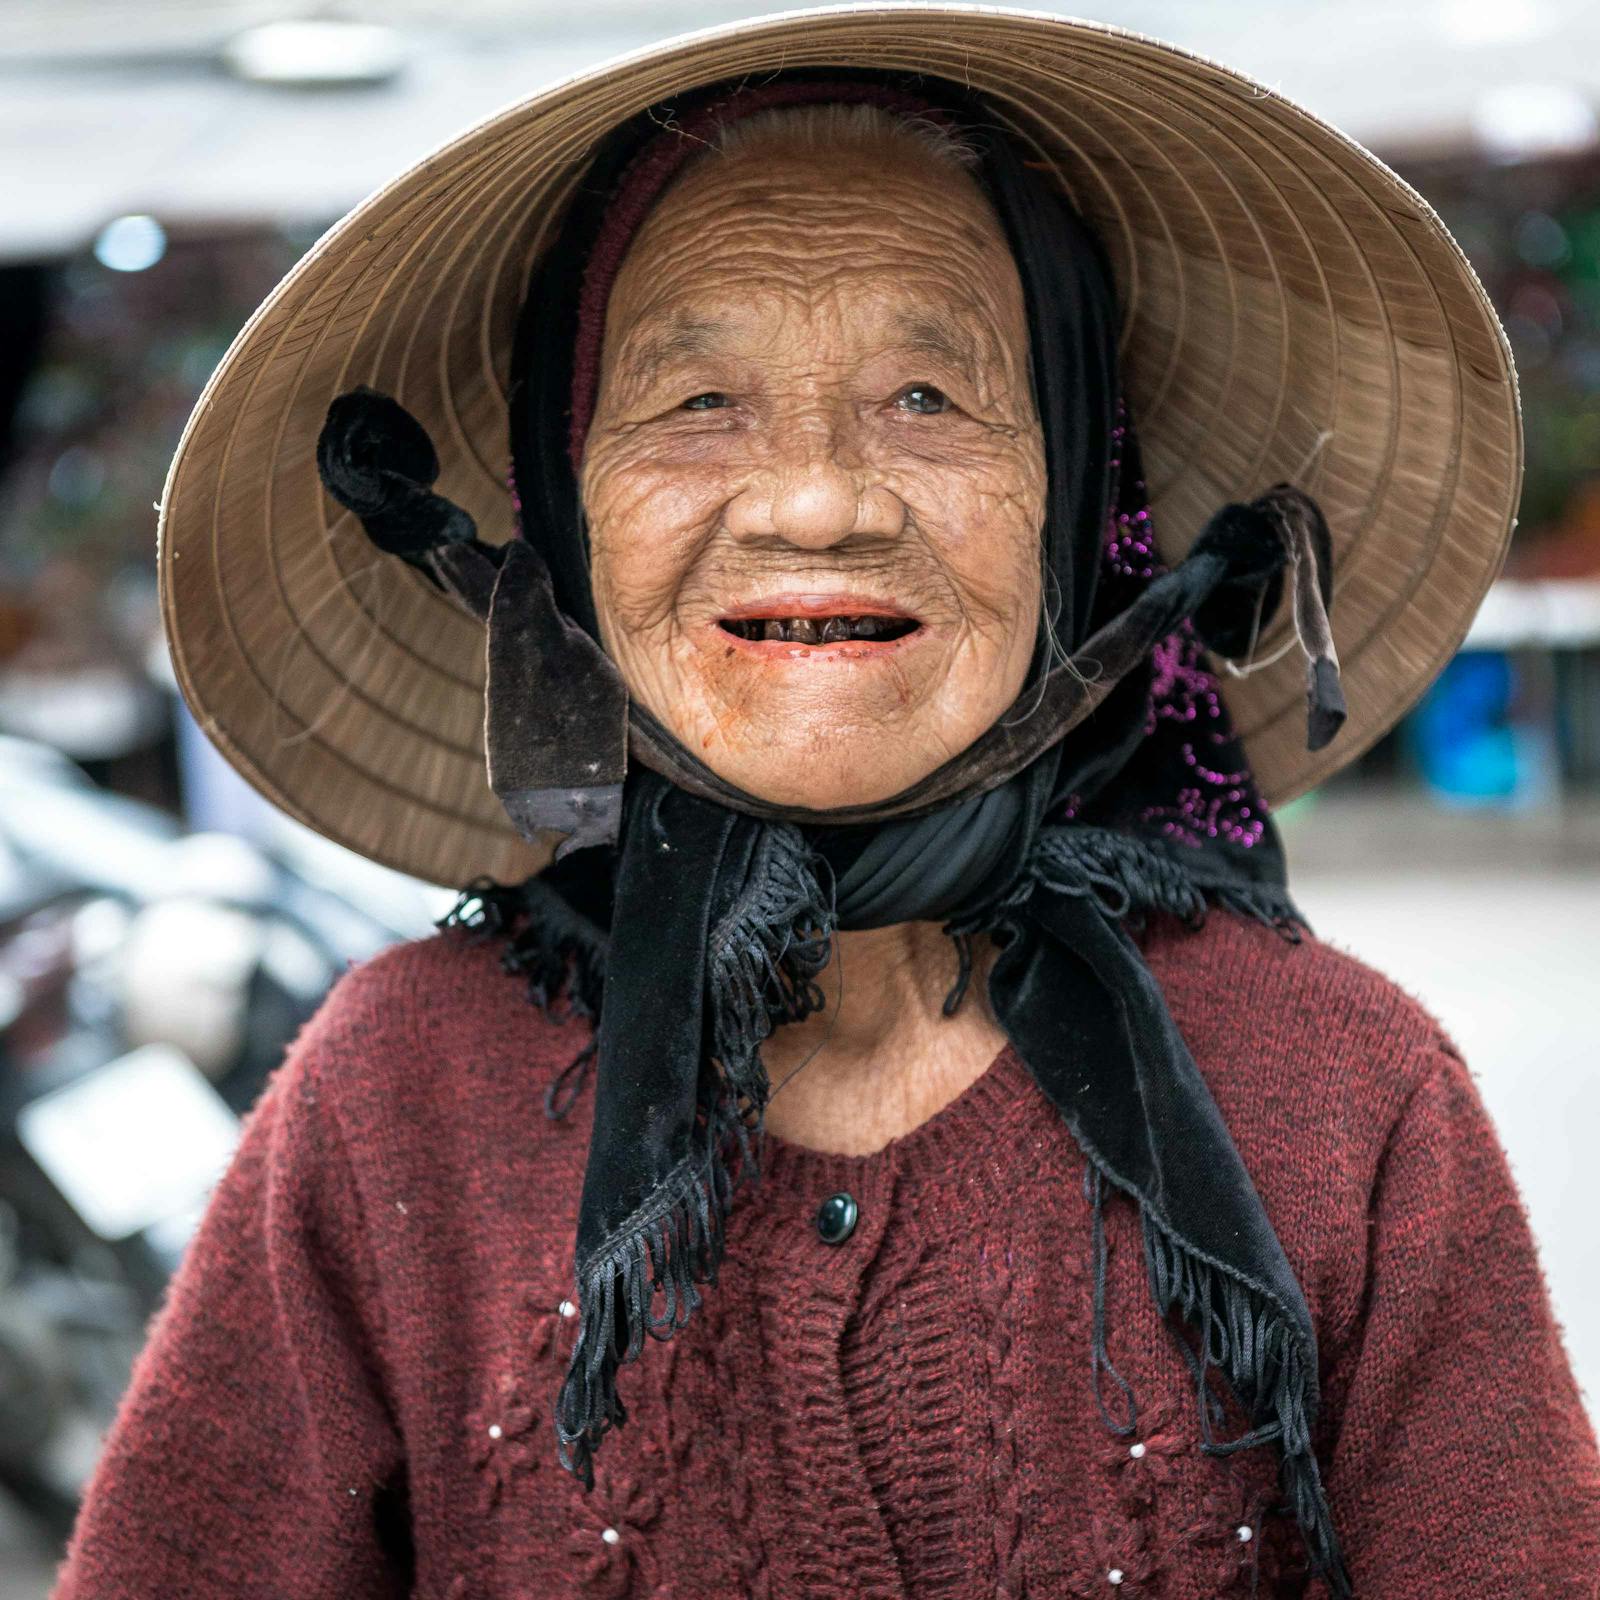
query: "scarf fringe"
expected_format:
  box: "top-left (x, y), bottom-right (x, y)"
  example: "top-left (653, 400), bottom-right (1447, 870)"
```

top-left (1206, 881), bottom-right (1308, 942)
top-left (1029, 826), bottom-right (1309, 942)
top-left (1141, 1205), bottom-right (1353, 1598)
top-left (1056, 831), bottom-right (1346, 1593)
top-left (437, 876), bottom-right (608, 1120)
top-left (553, 1128), bottom-right (731, 1489)
top-left (437, 875), bottom-right (608, 1017)
top-left (554, 827), bottom-right (833, 1490)
top-left (1031, 826), bottom-right (1208, 925)
top-left (705, 824), bottom-right (832, 1164)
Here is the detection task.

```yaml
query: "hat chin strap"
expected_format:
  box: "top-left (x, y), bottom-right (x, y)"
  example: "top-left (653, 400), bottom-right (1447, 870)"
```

top-left (316, 386), bottom-right (1345, 858)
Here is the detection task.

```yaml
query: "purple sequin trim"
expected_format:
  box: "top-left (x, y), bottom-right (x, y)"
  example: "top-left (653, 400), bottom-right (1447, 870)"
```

top-left (1099, 401), bottom-right (1269, 850)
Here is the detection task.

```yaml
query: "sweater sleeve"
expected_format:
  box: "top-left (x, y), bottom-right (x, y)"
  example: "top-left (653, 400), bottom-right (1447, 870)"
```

top-left (49, 976), bottom-right (410, 1600)
top-left (1312, 1037), bottom-right (1600, 1596)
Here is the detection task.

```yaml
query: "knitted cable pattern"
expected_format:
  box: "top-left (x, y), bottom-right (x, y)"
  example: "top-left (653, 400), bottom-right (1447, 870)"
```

top-left (978, 1233), bottom-right (1028, 1599)
top-left (845, 1232), bottom-right (973, 1592)
top-left (701, 1294), bottom-right (774, 1600)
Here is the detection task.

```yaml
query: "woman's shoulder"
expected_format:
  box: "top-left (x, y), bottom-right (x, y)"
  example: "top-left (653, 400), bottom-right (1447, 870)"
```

top-left (1137, 905), bottom-right (1466, 1222)
top-left (285, 924), bottom-right (596, 1138)
top-left (1137, 906), bottom-right (1480, 1341)
top-left (1141, 902), bottom-right (1457, 1102)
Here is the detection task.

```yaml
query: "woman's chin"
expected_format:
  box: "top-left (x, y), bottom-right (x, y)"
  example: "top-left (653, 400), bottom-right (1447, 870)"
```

top-left (691, 734), bottom-right (952, 813)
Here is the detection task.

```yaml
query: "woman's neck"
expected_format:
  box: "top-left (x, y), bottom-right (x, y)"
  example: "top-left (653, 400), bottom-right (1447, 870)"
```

top-left (755, 922), bottom-right (1010, 1156)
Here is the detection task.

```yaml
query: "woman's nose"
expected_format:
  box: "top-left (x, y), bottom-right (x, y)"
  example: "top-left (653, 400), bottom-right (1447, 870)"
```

top-left (725, 445), bottom-right (905, 548)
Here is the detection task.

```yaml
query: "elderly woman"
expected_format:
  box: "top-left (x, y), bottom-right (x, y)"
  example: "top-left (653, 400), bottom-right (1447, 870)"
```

top-left (56, 13), bottom-right (1599, 1600)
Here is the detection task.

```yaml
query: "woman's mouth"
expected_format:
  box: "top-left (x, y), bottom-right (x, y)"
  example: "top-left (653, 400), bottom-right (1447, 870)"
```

top-left (717, 613), bottom-right (920, 645)
top-left (712, 594), bottom-right (924, 653)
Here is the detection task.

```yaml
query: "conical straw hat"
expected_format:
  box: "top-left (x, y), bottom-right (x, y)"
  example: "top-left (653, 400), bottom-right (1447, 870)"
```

top-left (158, 3), bottom-right (1522, 889)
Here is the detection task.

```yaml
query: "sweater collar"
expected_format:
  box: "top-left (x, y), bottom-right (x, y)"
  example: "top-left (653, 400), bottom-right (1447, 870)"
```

top-left (739, 1043), bottom-right (1045, 1220)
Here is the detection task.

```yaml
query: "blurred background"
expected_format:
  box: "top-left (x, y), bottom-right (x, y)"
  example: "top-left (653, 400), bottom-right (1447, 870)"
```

top-left (1, 1), bottom-right (1598, 1589)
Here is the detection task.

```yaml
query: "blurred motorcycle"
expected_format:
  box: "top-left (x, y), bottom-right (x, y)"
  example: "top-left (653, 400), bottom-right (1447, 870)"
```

top-left (0, 736), bottom-right (439, 1539)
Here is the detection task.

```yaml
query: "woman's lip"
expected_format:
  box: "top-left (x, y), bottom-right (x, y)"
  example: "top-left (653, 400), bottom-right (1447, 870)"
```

top-left (716, 593), bottom-right (918, 622)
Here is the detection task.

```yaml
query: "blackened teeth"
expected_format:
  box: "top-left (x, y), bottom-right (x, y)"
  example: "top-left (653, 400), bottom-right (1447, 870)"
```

top-left (720, 615), bottom-right (918, 644)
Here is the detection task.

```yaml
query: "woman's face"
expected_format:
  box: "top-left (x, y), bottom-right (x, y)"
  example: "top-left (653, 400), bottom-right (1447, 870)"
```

top-left (580, 135), bottom-right (1045, 810)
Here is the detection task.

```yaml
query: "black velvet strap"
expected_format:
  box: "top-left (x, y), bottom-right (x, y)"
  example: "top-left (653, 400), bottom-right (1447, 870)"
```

top-left (482, 542), bottom-right (627, 858)
top-left (625, 487), bottom-right (1333, 827)
top-left (315, 391), bottom-right (631, 856)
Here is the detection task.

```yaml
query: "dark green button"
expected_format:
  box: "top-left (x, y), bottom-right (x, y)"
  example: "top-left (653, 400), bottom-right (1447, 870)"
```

top-left (815, 1191), bottom-right (859, 1245)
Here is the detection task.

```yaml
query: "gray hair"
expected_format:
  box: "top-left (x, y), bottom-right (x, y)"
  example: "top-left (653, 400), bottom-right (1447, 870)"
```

top-left (697, 100), bottom-right (981, 173)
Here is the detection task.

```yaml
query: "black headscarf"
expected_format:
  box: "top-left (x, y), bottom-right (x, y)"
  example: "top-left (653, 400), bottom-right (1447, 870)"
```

top-left (315, 69), bottom-right (1352, 1597)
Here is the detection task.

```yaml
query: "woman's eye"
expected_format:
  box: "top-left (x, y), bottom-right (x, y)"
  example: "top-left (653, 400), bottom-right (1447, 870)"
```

top-left (680, 392), bottom-right (732, 411)
top-left (895, 384), bottom-right (951, 415)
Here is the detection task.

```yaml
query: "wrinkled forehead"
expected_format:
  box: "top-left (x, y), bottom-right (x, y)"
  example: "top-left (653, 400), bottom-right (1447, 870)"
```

top-left (598, 143), bottom-right (1028, 388)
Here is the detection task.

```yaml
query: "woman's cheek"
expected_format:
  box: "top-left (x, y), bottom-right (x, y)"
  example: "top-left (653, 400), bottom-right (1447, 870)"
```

top-left (897, 457), bottom-right (1045, 633)
top-left (588, 477), bottom-right (721, 641)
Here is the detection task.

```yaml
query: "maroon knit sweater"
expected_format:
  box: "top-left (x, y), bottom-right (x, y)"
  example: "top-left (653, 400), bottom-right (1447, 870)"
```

top-left (49, 910), bottom-right (1600, 1598)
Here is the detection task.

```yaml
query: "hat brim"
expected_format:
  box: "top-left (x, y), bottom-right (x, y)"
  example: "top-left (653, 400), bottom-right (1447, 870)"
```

top-left (158, 3), bottom-right (1521, 889)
